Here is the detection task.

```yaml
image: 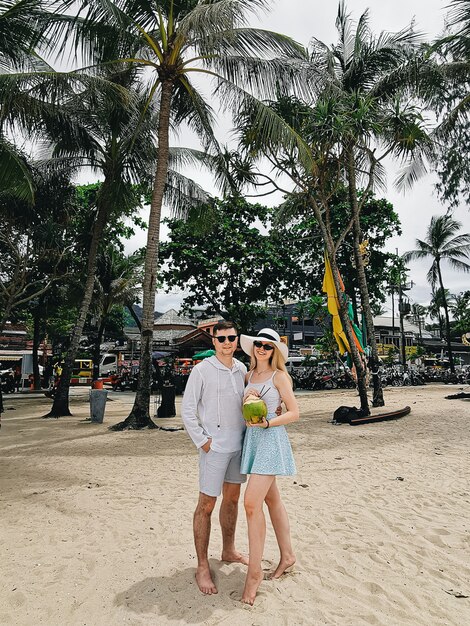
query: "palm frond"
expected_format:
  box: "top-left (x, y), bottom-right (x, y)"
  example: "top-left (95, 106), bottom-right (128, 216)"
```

top-left (0, 0), bottom-right (53, 70)
top-left (196, 26), bottom-right (306, 61)
top-left (220, 80), bottom-right (314, 174)
top-left (394, 149), bottom-right (429, 192)
top-left (0, 137), bottom-right (35, 203)
top-left (335, 0), bottom-right (359, 69)
top-left (178, 0), bottom-right (270, 43)
top-left (446, 256), bottom-right (470, 274)
top-left (426, 261), bottom-right (439, 287)
top-left (49, 3), bottom-right (142, 66)
top-left (441, 233), bottom-right (470, 253)
top-left (447, 0), bottom-right (470, 28)
top-left (164, 169), bottom-right (212, 219)
top-left (172, 74), bottom-right (218, 152)
top-left (208, 54), bottom-right (315, 103)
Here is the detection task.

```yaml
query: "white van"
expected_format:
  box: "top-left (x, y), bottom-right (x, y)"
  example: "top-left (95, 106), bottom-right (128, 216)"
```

top-left (99, 353), bottom-right (118, 376)
top-left (285, 356), bottom-right (316, 373)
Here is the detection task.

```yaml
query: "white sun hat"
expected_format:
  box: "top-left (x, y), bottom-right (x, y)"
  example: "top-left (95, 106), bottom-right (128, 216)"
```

top-left (240, 328), bottom-right (289, 362)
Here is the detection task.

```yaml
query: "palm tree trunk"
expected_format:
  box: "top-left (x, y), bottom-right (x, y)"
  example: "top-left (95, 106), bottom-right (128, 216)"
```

top-left (436, 262), bottom-right (455, 373)
top-left (32, 309), bottom-right (42, 390)
top-left (126, 302), bottom-right (142, 331)
top-left (44, 199), bottom-right (109, 417)
top-left (112, 80), bottom-right (173, 430)
top-left (308, 197), bottom-right (370, 414)
top-left (92, 318), bottom-right (106, 381)
top-left (347, 152), bottom-right (385, 407)
top-left (329, 244), bottom-right (370, 413)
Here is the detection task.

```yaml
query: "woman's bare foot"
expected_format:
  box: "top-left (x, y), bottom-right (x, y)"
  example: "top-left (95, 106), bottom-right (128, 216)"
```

top-left (221, 550), bottom-right (249, 565)
top-left (270, 555), bottom-right (296, 579)
top-left (241, 569), bottom-right (264, 605)
top-left (195, 565), bottom-right (218, 595)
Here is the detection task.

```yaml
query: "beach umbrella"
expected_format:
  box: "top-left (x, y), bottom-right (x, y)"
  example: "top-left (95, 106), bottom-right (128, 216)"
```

top-left (192, 349), bottom-right (216, 360)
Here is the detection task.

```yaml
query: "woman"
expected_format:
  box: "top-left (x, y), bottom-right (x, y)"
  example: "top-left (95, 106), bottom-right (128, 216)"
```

top-left (239, 328), bottom-right (299, 605)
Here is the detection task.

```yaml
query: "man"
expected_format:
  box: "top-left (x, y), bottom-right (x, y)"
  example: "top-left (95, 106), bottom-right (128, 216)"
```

top-left (182, 321), bottom-right (248, 595)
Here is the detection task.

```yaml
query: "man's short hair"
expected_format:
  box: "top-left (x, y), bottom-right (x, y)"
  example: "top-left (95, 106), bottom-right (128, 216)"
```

top-left (213, 320), bottom-right (238, 335)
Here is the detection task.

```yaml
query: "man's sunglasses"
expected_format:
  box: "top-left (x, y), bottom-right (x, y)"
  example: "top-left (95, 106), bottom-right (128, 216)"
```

top-left (214, 335), bottom-right (238, 343)
top-left (253, 340), bottom-right (275, 351)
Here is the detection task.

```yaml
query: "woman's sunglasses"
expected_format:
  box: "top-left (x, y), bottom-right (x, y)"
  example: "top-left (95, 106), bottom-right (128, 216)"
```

top-left (214, 335), bottom-right (238, 343)
top-left (253, 340), bottom-right (275, 351)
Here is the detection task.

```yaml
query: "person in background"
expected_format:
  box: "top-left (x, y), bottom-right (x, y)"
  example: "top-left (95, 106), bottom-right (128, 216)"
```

top-left (13, 364), bottom-right (21, 392)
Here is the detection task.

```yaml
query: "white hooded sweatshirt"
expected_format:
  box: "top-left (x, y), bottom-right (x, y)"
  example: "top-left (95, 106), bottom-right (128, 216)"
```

top-left (182, 356), bottom-right (247, 453)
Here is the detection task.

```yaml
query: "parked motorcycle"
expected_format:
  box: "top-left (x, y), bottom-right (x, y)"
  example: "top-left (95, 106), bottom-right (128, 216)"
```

top-left (110, 369), bottom-right (138, 392)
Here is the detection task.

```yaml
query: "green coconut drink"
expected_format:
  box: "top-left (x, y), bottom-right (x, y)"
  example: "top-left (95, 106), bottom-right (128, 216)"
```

top-left (242, 394), bottom-right (268, 424)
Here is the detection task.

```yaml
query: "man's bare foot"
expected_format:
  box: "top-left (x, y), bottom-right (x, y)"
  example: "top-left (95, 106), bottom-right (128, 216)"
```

top-left (241, 569), bottom-right (264, 605)
top-left (195, 565), bottom-right (218, 595)
top-left (221, 550), bottom-right (249, 566)
top-left (270, 555), bottom-right (296, 579)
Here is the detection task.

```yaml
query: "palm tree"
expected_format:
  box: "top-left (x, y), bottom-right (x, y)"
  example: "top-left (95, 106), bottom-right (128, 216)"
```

top-left (89, 247), bottom-right (143, 381)
top-left (55, 0), bottom-right (305, 428)
top-left (449, 290), bottom-right (470, 334)
top-left (44, 67), bottom-right (159, 417)
top-left (0, 0), bottom-right (52, 201)
top-left (420, 0), bottom-right (470, 207)
top-left (427, 288), bottom-right (446, 338)
top-left (317, 2), bottom-right (429, 407)
top-left (234, 2), bottom-right (428, 411)
top-left (404, 214), bottom-right (470, 372)
top-left (44, 65), bottom-right (210, 418)
top-left (408, 302), bottom-right (427, 343)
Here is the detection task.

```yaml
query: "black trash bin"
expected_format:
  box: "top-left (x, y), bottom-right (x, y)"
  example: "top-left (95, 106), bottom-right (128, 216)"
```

top-left (157, 382), bottom-right (176, 418)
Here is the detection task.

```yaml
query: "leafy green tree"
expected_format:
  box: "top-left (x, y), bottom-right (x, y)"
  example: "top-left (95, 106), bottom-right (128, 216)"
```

top-left (404, 214), bottom-right (470, 372)
top-left (0, 167), bottom-right (76, 329)
top-left (283, 188), bottom-right (402, 315)
top-left (159, 197), bottom-right (306, 332)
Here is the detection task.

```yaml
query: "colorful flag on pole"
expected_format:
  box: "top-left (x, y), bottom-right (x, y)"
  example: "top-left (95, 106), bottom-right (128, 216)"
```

top-left (322, 252), bottom-right (364, 355)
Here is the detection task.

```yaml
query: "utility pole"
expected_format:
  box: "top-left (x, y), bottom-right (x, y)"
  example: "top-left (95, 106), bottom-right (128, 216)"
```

top-left (398, 283), bottom-right (407, 370)
top-left (395, 249), bottom-right (413, 370)
top-left (398, 281), bottom-right (414, 370)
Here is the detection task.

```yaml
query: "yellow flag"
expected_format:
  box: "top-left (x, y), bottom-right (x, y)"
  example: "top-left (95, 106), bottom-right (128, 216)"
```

top-left (322, 252), bottom-right (363, 355)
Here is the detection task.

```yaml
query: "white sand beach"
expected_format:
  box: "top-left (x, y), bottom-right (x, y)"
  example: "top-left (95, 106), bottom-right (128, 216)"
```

top-left (1, 385), bottom-right (469, 626)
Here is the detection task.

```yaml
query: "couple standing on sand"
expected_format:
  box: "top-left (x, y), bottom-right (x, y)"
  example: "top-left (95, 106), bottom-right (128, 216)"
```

top-left (182, 321), bottom-right (299, 605)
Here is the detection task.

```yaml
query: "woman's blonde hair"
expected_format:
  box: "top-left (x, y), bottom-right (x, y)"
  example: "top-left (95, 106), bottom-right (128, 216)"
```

top-left (249, 343), bottom-right (293, 387)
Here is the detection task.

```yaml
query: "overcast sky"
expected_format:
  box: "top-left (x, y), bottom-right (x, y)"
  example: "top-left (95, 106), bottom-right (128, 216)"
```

top-left (111, 0), bottom-right (469, 314)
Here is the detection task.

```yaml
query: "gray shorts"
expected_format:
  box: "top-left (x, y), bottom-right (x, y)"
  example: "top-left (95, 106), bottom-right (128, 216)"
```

top-left (198, 448), bottom-right (247, 497)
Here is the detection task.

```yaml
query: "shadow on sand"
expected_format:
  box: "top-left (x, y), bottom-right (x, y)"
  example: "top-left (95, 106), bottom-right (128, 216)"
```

top-left (114, 559), bottom-right (254, 622)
